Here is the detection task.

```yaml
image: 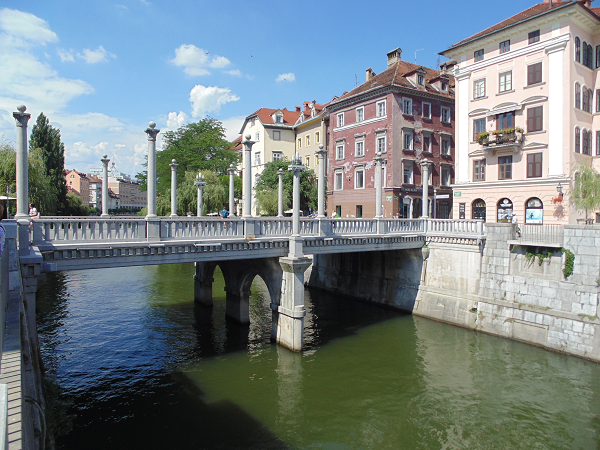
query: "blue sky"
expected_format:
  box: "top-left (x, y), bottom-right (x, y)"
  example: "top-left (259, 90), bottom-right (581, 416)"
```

top-left (0, 0), bottom-right (568, 178)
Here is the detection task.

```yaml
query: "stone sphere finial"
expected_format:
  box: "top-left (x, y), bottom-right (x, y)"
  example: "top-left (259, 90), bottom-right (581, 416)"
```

top-left (17, 105), bottom-right (26, 113)
top-left (230, 163), bottom-right (234, 168)
top-left (319, 144), bottom-right (324, 150)
top-left (149, 121), bottom-right (156, 129)
top-left (245, 134), bottom-right (251, 140)
top-left (376, 151), bottom-right (382, 157)
top-left (172, 159), bottom-right (176, 164)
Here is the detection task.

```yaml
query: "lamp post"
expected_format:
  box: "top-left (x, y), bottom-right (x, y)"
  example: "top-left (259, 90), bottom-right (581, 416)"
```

top-left (228, 164), bottom-right (236, 216)
top-left (316, 144), bottom-right (327, 218)
top-left (194, 173), bottom-right (206, 216)
top-left (419, 159), bottom-right (432, 218)
top-left (277, 168), bottom-right (284, 218)
top-left (145, 121), bottom-right (160, 218)
top-left (170, 159), bottom-right (179, 217)
top-left (374, 151), bottom-right (385, 218)
top-left (557, 182), bottom-right (564, 200)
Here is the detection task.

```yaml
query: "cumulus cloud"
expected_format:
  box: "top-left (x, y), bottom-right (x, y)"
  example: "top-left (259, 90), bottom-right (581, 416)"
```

top-left (220, 116), bottom-right (246, 141)
top-left (225, 69), bottom-right (242, 77)
top-left (166, 111), bottom-right (188, 129)
top-left (0, 9), bottom-right (58, 44)
top-left (189, 84), bottom-right (239, 117)
top-left (57, 48), bottom-right (74, 62)
top-left (77, 45), bottom-right (114, 64)
top-left (276, 73), bottom-right (295, 82)
top-left (171, 44), bottom-right (231, 76)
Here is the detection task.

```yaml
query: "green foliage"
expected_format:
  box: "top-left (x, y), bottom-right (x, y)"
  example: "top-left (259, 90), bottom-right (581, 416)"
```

top-left (64, 192), bottom-right (93, 216)
top-left (523, 248), bottom-right (553, 267)
top-left (255, 159), bottom-right (317, 214)
top-left (561, 248), bottom-right (575, 279)
top-left (151, 118), bottom-right (240, 194)
top-left (29, 113), bottom-right (67, 214)
top-left (570, 163), bottom-right (600, 219)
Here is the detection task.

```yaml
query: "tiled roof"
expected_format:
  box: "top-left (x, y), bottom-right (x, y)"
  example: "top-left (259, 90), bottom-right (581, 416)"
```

top-left (249, 108), bottom-right (299, 126)
top-left (446, 1), bottom-right (598, 51)
top-left (295, 101), bottom-right (328, 122)
top-left (330, 60), bottom-right (455, 106)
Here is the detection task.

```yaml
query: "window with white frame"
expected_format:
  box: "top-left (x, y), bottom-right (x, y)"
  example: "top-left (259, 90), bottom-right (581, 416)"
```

top-left (441, 167), bottom-right (451, 186)
top-left (355, 140), bottom-right (365, 157)
top-left (422, 102), bottom-right (431, 119)
top-left (314, 155), bottom-right (318, 167)
top-left (441, 137), bottom-right (451, 155)
top-left (474, 78), bottom-right (485, 99)
top-left (403, 161), bottom-right (414, 184)
top-left (377, 101), bottom-right (386, 117)
top-left (306, 135), bottom-right (310, 147)
top-left (499, 71), bottom-right (512, 93)
top-left (355, 167), bottom-right (365, 189)
top-left (377, 135), bottom-right (386, 153)
top-left (254, 152), bottom-right (261, 165)
top-left (356, 107), bottom-right (364, 123)
top-left (255, 132), bottom-right (260, 141)
top-left (441, 106), bottom-right (451, 123)
top-left (403, 130), bottom-right (413, 150)
top-left (418, 74), bottom-right (425, 85)
top-left (315, 131), bottom-right (320, 143)
top-left (275, 115), bottom-right (283, 123)
top-left (402, 98), bottom-right (413, 115)
top-left (334, 170), bottom-right (343, 190)
top-left (272, 151), bottom-right (283, 161)
top-left (337, 113), bottom-right (344, 127)
top-left (273, 130), bottom-right (281, 140)
top-left (305, 156), bottom-right (310, 167)
top-left (422, 134), bottom-right (431, 153)
top-left (297, 138), bottom-right (302, 149)
top-left (336, 144), bottom-right (344, 160)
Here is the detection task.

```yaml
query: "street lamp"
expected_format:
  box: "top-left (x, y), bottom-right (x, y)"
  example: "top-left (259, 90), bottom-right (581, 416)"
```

top-left (557, 182), bottom-right (564, 200)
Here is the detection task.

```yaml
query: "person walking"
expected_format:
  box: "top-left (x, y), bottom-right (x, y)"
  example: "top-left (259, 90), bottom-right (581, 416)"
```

top-left (512, 213), bottom-right (521, 237)
top-left (220, 206), bottom-right (229, 219)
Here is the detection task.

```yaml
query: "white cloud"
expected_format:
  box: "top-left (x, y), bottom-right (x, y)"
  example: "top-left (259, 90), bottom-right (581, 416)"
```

top-left (58, 48), bottom-right (74, 62)
top-left (0, 9), bottom-right (58, 44)
top-left (189, 84), bottom-right (239, 117)
top-left (171, 44), bottom-right (232, 76)
top-left (166, 111), bottom-right (188, 129)
top-left (209, 55), bottom-right (230, 68)
top-left (77, 45), bottom-right (114, 64)
top-left (276, 73), bottom-right (295, 82)
top-left (225, 69), bottom-right (242, 77)
top-left (115, 144), bottom-right (126, 148)
top-left (220, 116), bottom-right (246, 141)
top-left (53, 113), bottom-right (125, 132)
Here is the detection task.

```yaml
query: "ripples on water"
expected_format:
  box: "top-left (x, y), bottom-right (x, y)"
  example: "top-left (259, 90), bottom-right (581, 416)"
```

top-left (36, 264), bottom-right (600, 449)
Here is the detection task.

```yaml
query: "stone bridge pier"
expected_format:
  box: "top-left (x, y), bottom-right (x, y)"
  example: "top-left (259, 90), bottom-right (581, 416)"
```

top-left (193, 257), bottom-right (310, 352)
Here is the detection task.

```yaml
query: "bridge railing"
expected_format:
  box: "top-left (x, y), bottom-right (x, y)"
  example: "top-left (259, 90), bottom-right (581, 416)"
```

top-left (32, 218), bottom-right (147, 244)
top-left (514, 224), bottom-right (564, 246)
top-left (160, 217), bottom-right (244, 239)
top-left (426, 218), bottom-right (484, 237)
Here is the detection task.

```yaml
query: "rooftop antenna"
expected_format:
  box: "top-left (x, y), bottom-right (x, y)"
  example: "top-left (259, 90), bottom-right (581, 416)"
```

top-left (415, 48), bottom-right (424, 64)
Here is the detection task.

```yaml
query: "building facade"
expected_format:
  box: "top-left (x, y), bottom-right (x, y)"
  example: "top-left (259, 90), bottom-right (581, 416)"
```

top-left (294, 101), bottom-right (328, 172)
top-left (441, 0), bottom-right (600, 224)
top-left (326, 49), bottom-right (456, 219)
top-left (65, 170), bottom-right (90, 207)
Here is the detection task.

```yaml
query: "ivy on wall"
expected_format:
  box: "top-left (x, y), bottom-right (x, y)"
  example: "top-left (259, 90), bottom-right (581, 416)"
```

top-left (561, 248), bottom-right (575, 279)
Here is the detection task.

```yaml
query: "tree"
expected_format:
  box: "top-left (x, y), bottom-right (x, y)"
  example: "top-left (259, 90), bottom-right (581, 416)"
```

top-left (570, 163), bottom-right (600, 221)
top-left (29, 113), bottom-right (67, 215)
top-left (254, 159), bottom-right (317, 215)
top-left (145, 118), bottom-right (240, 194)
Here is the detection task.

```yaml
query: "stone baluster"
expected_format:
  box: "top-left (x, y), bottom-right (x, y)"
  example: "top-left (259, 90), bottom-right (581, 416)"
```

top-left (145, 121), bottom-right (160, 218)
top-left (170, 159), bottom-right (178, 217)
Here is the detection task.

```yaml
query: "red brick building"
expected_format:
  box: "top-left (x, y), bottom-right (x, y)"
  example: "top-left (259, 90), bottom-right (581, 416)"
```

top-left (326, 48), bottom-right (456, 218)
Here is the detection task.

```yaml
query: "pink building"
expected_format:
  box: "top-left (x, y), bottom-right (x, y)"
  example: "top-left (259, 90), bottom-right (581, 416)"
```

top-left (326, 49), bottom-right (456, 218)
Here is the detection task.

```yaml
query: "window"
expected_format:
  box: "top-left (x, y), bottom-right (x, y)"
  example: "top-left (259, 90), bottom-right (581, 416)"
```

top-left (355, 141), bottom-right (364, 157)
top-left (403, 130), bottom-right (413, 150)
top-left (496, 112), bottom-right (514, 130)
top-left (474, 49), bottom-right (484, 61)
top-left (334, 170), bottom-right (343, 190)
top-left (377, 101), bottom-right (386, 117)
top-left (315, 132), bottom-right (320, 143)
top-left (583, 130), bottom-right (592, 155)
top-left (441, 106), bottom-right (451, 123)
top-left (527, 62), bottom-right (542, 86)
top-left (473, 118), bottom-right (486, 140)
top-left (527, 106), bottom-right (543, 132)
top-left (314, 155), bottom-right (318, 168)
top-left (529, 30), bottom-right (540, 45)
top-left (472, 199), bottom-right (486, 221)
top-left (377, 136), bottom-right (386, 153)
top-left (575, 83), bottom-right (581, 109)
top-left (272, 151), bottom-right (283, 161)
top-left (403, 98), bottom-right (413, 115)
top-left (499, 40), bottom-right (510, 53)
top-left (583, 42), bottom-right (593, 68)
top-left (583, 87), bottom-right (590, 112)
top-left (441, 167), bottom-right (451, 186)
top-left (575, 127), bottom-right (581, 153)
top-left (597, 131), bottom-right (600, 156)
top-left (356, 205), bottom-right (363, 218)
top-left (355, 168), bottom-right (365, 189)
top-left (525, 198), bottom-right (543, 224)
top-left (499, 71), bottom-right (512, 92)
top-left (441, 82), bottom-right (448, 91)
top-left (418, 74), bottom-right (425, 85)
top-left (254, 152), bottom-right (261, 166)
top-left (356, 107), bottom-right (364, 123)
top-left (403, 161), bottom-right (413, 184)
top-left (255, 132), bottom-right (260, 141)
top-left (337, 113), bottom-right (344, 127)
top-left (596, 45), bottom-right (600, 69)
top-left (306, 135), bottom-right (310, 147)
top-left (336, 144), bottom-right (344, 160)
top-left (585, 88), bottom-right (593, 113)
top-left (422, 102), bottom-right (431, 119)
top-left (497, 198), bottom-right (514, 222)
top-left (498, 155), bottom-right (512, 180)
top-left (275, 115), bottom-right (282, 123)
top-left (273, 130), bottom-right (281, 140)
top-left (527, 153), bottom-right (542, 178)
top-left (474, 159), bottom-right (486, 181)
top-left (474, 78), bottom-right (485, 99)
top-left (305, 156), bottom-right (310, 167)
top-left (297, 138), bottom-right (302, 149)
top-left (575, 37), bottom-right (581, 63)
top-left (441, 138), bottom-right (451, 155)
top-left (422, 135), bottom-right (431, 153)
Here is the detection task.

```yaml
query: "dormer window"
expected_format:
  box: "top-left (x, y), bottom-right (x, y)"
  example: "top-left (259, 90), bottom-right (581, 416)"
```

top-left (418, 75), bottom-right (425, 85)
top-left (441, 82), bottom-right (448, 91)
top-left (275, 115), bottom-right (282, 123)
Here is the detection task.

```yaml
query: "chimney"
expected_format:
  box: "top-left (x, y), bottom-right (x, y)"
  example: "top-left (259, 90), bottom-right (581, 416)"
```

top-left (366, 67), bottom-right (376, 81)
top-left (295, 106), bottom-right (301, 112)
top-left (387, 48), bottom-right (402, 67)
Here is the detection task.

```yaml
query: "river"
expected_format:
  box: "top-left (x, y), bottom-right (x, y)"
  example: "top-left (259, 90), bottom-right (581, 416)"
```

top-left (36, 263), bottom-right (600, 449)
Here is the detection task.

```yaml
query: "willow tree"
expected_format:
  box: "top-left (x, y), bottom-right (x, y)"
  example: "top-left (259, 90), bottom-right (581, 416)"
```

top-left (570, 163), bottom-right (600, 221)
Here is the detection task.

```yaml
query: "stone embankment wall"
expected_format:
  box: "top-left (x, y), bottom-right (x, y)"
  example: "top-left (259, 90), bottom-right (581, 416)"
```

top-left (309, 224), bottom-right (600, 362)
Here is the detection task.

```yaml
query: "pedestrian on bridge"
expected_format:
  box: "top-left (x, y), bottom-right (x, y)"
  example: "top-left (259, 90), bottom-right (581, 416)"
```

top-left (220, 207), bottom-right (229, 219)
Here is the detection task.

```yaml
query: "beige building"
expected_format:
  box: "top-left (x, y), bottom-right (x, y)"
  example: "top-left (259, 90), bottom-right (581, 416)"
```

top-left (66, 170), bottom-right (90, 207)
top-left (441, 0), bottom-right (600, 224)
top-left (293, 101), bottom-right (328, 171)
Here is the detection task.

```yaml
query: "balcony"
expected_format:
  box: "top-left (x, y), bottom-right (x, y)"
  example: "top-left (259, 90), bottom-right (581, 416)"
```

top-left (477, 128), bottom-right (523, 155)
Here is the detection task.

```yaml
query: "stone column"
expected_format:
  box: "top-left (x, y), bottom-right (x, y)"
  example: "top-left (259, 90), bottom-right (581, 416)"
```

top-left (194, 173), bottom-right (206, 216)
top-left (101, 155), bottom-right (110, 218)
top-left (316, 144), bottom-right (327, 218)
top-left (277, 168), bottom-right (284, 217)
top-left (242, 134), bottom-right (255, 218)
top-left (374, 151), bottom-right (385, 218)
top-left (228, 164), bottom-right (236, 216)
top-left (287, 157), bottom-right (306, 258)
top-left (13, 105), bottom-right (30, 221)
top-left (145, 121), bottom-right (160, 218)
top-left (170, 159), bottom-right (178, 217)
top-left (420, 160), bottom-right (431, 218)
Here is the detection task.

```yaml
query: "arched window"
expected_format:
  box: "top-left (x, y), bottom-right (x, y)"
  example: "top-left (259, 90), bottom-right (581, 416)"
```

top-left (587, 44), bottom-right (593, 68)
top-left (583, 41), bottom-right (588, 65)
top-left (472, 199), bottom-right (486, 221)
top-left (575, 83), bottom-right (581, 109)
top-left (497, 198), bottom-right (513, 223)
top-left (575, 127), bottom-right (581, 153)
top-left (525, 197), bottom-right (543, 224)
top-left (583, 87), bottom-right (589, 111)
top-left (575, 37), bottom-right (581, 63)
top-left (588, 89), bottom-right (594, 113)
top-left (582, 129), bottom-right (589, 154)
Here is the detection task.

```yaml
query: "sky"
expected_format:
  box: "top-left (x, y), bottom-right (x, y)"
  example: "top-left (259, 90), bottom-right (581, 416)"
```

top-left (0, 0), bottom-right (570, 179)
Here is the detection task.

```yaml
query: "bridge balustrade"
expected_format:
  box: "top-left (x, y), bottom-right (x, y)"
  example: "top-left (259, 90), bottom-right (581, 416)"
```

top-left (426, 218), bottom-right (484, 236)
top-left (33, 218), bottom-right (147, 244)
top-left (331, 219), bottom-right (377, 235)
top-left (254, 218), bottom-right (292, 237)
top-left (161, 217), bottom-right (244, 239)
top-left (385, 219), bottom-right (424, 233)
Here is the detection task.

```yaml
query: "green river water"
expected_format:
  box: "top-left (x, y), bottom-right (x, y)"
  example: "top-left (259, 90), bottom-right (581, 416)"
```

top-left (36, 263), bottom-right (600, 449)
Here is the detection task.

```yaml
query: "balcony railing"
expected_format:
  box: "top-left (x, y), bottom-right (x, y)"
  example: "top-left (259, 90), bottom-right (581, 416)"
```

top-left (477, 129), bottom-right (523, 154)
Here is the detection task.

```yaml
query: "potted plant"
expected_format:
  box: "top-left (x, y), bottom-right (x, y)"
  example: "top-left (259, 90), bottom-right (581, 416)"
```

top-left (477, 131), bottom-right (490, 146)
